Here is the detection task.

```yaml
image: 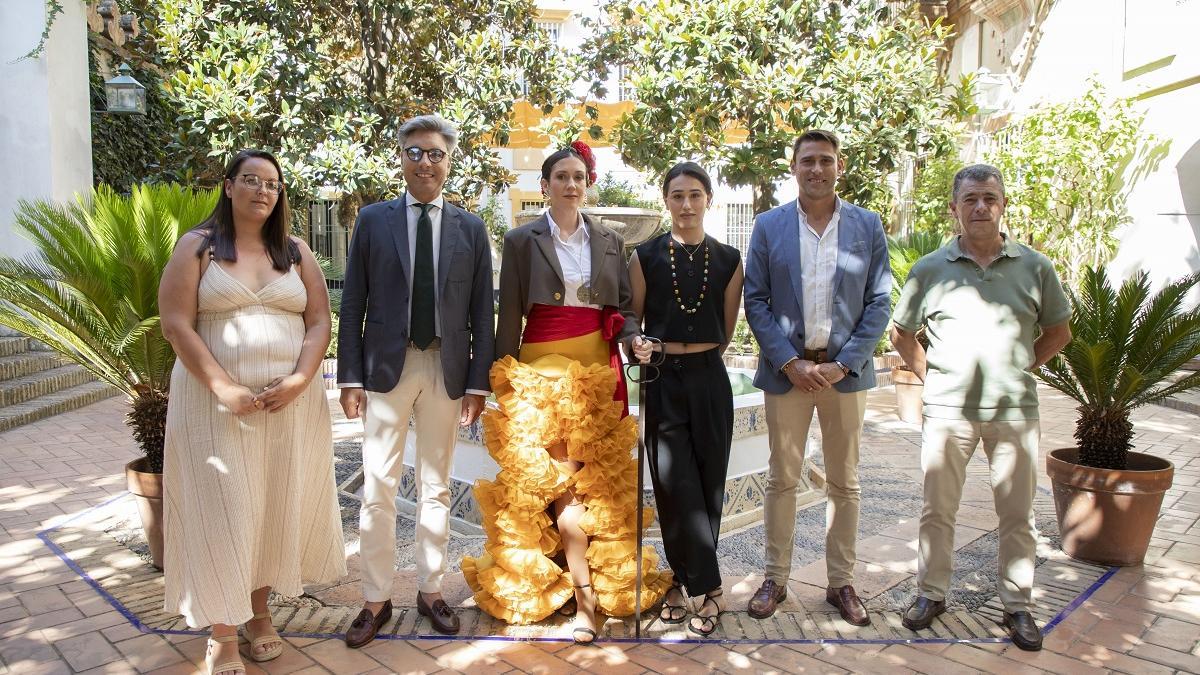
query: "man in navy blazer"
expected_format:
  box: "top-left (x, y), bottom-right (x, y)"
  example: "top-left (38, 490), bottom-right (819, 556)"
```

top-left (337, 115), bottom-right (495, 644)
top-left (743, 130), bottom-right (891, 626)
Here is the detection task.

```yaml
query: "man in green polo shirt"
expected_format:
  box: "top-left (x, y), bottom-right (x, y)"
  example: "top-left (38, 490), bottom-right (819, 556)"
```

top-left (891, 164), bottom-right (1072, 651)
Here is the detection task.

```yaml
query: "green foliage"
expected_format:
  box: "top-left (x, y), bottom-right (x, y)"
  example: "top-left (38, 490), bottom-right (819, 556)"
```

top-left (593, 173), bottom-right (659, 210)
top-left (0, 184), bottom-right (217, 462)
top-left (149, 0), bottom-right (580, 203)
top-left (89, 49), bottom-right (181, 191)
top-left (728, 316), bottom-right (758, 356)
top-left (983, 79), bottom-right (1165, 289)
top-left (1037, 267), bottom-right (1200, 470)
top-left (478, 195), bottom-right (510, 253)
top-left (326, 312), bottom-right (339, 359)
top-left (878, 231), bottom-right (946, 353)
top-left (910, 155), bottom-right (962, 235)
top-left (888, 231), bottom-right (948, 303)
top-left (586, 0), bottom-right (968, 215)
top-left (21, 0), bottom-right (65, 60)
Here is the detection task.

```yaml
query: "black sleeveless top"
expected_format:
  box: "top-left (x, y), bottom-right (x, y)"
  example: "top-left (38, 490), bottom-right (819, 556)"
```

top-left (636, 232), bottom-right (741, 344)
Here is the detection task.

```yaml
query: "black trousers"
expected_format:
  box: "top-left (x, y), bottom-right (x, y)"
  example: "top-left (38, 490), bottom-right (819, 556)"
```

top-left (646, 348), bottom-right (734, 597)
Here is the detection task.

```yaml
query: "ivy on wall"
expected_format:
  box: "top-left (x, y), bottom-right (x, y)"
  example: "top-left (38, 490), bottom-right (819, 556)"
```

top-left (88, 40), bottom-right (179, 191)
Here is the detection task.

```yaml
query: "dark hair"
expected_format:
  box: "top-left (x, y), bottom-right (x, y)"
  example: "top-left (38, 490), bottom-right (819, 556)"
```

top-left (661, 161), bottom-right (713, 197)
top-left (791, 129), bottom-right (841, 160)
top-left (951, 163), bottom-right (1006, 200)
top-left (193, 149), bottom-right (298, 270)
top-left (541, 146), bottom-right (595, 186)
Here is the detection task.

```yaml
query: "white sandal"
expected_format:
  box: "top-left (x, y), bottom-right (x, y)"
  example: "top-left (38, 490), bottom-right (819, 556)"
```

top-left (245, 611), bottom-right (283, 662)
top-left (206, 635), bottom-right (245, 675)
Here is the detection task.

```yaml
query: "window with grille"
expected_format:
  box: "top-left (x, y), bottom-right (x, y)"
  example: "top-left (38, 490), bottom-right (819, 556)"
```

top-left (535, 21), bottom-right (561, 44)
top-left (726, 203), bottom-right (755, 257)
top-left (618, 65), bottom-right (634, 101)
top-left (521, 200), bottom-right (545, 212)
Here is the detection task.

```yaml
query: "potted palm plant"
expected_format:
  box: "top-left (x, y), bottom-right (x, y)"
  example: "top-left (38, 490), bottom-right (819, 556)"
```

top-left (0, 184), bottom-right (216, 569)
top-left (887, 232), bottom-right (948, 423)
top-left (1037, 267), bottom-right (1200, 565)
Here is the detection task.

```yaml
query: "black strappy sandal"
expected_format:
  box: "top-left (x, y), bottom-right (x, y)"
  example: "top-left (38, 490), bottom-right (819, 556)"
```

top-left (688, 590), bottom-right (723, 637)
top-left (658, 582), bottom-right (688, 624)
top-left (571, 584), bottom-right (598, 646)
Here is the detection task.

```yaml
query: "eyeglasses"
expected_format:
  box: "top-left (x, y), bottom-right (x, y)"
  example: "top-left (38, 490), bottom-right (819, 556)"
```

top-left (404, 146), bottom-right (448, 164)
top-left (238, 174), bottom-right (284, 194)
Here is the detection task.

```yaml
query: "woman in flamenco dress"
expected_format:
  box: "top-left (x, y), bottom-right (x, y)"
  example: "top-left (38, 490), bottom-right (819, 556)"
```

top-left (462, 141), bottom-right (671, 644)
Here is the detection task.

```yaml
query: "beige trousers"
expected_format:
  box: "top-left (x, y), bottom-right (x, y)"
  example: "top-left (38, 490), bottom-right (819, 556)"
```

top-left (359, 347), bottom-right (461, 600)
top-left (917, 417), bottom-right (1040, 612)
top-left (764, 386), bottom-right (868, 587)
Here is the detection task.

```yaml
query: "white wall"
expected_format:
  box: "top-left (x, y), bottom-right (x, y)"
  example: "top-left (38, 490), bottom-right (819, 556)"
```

top-left (0, 0), bottom-right (93, 259)
top-left (955, 0), bottom-right (1199, 289)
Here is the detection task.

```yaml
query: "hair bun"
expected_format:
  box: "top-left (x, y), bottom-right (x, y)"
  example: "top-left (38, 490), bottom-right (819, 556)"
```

top-left (570, 140), bottom-right (598, 185)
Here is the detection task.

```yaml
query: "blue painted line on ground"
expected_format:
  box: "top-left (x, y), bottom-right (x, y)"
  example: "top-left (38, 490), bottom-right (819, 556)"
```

top-left (36, 490), bottom-right (1117, 646)
top-left (36, 491), bottom-right (152, 634)
top-left (1040, 564), bottom-right (1120, 634)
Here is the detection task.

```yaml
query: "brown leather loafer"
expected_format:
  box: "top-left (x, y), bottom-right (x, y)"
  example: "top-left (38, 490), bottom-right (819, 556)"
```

top-left (826, 585), bottom-right (870, 626)
top-left (1003, 611), bottom-right (1043, 651)
top-left (901, 596), bottom-right (946, 631)
top-left (747, 579), bottom-right (787, 619)
top-left (417, 592), bottom-right (461, 635)
top-left (344, 600), bottom-right (392, 648)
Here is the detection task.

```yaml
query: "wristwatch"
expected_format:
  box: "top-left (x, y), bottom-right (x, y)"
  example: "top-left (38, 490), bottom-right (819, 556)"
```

top-left (834, 360), bottom-right (851, 375)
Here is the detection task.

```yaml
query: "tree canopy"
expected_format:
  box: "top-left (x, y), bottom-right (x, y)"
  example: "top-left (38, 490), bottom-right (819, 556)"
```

top-left (584, 0), bottom-right (973, 215)
top-left (95, 0), bottom-right (578, 207)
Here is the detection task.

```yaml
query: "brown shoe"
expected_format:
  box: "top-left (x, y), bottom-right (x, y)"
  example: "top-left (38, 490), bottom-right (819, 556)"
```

top-left (901, 596), bottom-right (946, 631)
top-left (344, 600), bottom-right (392, 648)
top-left (747, 578), bottom-right (787, 619)
top-left (417, 592), bottom-right (460, 635)
top-left (826, 585), bottom-right (870, 626)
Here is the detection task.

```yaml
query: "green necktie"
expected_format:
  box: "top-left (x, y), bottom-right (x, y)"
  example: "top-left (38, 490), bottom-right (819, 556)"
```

top-left (411, 202), bottom-right (436, 349)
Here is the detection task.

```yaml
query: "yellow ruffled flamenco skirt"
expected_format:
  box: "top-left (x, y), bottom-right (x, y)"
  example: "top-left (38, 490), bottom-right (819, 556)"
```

top-left (462, 351), bottom-right (672, 625)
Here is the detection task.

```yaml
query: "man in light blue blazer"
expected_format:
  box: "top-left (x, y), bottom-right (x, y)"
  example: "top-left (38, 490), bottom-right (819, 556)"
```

top-left (743, 130), bottom-right (891, 627)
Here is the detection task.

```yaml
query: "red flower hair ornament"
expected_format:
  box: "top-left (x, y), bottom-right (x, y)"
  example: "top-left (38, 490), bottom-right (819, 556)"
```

top-left (570, 140), bottom-right (598, 185)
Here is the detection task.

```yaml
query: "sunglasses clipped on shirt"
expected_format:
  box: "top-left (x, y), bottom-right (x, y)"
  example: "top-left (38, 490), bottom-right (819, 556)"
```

top-left (238, 174), bottom-right (284, 194)
top-left (404, 146), bottom-right (448, 164)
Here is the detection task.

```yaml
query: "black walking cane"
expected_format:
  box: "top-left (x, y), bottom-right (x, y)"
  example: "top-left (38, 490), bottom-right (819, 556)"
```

top-left (625, 337), bottom-right (664, 639)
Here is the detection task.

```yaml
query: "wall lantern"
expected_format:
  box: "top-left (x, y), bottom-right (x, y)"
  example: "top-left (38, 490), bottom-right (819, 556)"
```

top-left (103, 63), bottom-right (146, 115)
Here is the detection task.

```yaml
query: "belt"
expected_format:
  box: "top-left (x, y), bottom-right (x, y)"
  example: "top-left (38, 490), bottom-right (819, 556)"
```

top-left (408, 337), bottom-right (441, 351)
top-left (802, 348), bottom-right (829, 364)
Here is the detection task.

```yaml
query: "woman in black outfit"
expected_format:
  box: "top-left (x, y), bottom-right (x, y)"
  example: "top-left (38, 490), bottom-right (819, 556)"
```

top-left (628, 162), bottom-right (743, 636)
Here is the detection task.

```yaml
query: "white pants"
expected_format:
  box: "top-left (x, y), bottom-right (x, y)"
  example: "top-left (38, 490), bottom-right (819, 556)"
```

top-left (916, 417), bottom-right (1040, 612)
top-left (359, 347), bottom-right (461, 599)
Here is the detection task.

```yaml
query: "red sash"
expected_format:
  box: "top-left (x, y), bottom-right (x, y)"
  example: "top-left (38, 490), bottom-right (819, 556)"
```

top-left (523, 304), bottom-right (629, 416)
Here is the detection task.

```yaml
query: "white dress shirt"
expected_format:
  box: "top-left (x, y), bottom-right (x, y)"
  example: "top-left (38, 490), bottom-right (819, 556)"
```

top-left (799, 198), bottom-right (841, 350)
top-left (547, 211), bottom-right (602, 309)
top-left (341, 193), bottom-right (487, 396)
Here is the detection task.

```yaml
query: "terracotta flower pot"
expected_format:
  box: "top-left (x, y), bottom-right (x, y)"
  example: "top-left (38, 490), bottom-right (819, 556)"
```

top-left (1045, 448), bottom-right (1174, 566)
top-left (125, 458), bottom-right (164, 570)
top-left (891, 366), bottom-right (924, 424)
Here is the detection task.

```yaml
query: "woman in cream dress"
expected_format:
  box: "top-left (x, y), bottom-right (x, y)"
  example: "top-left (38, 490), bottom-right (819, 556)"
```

top-left (159, 150), bottom-right (345, 674)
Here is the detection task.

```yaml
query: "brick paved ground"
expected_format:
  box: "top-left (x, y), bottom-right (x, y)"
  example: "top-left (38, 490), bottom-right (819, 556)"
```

top-left (1, 386), bottom-right (1197, 674)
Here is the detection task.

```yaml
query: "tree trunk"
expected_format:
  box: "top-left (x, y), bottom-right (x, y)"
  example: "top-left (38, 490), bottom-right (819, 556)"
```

top-left (752, 181), bottom-right (777, 215)
top-left (1074, 405), bottom-right (1133, 470)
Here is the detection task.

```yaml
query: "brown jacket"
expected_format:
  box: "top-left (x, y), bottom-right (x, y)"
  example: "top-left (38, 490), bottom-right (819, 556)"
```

top-left (496, 212), bottom-right (639, 360)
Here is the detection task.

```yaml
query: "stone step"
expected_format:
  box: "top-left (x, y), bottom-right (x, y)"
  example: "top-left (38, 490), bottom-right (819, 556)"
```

top-left (0, 351), bottom-right (71, 382)
top-left (0, 364), bottom-right (98, 407)
top-left (0, 380), bottom-right (122, 433)
top-left (0, 336), bottom-right (31, 357)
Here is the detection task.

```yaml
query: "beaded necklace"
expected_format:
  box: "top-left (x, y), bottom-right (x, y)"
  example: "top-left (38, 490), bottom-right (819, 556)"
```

top-left (668, 236), bottom-right (709, 315)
